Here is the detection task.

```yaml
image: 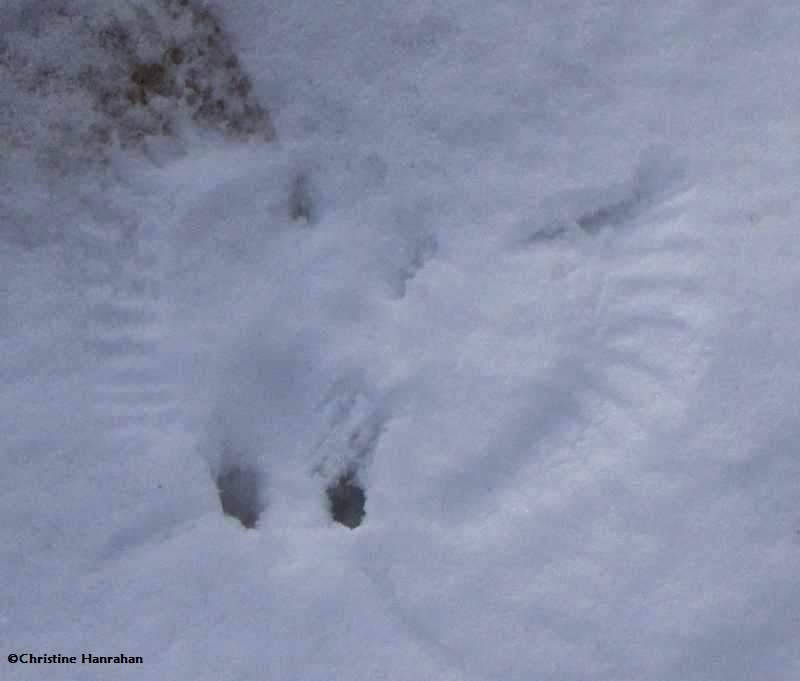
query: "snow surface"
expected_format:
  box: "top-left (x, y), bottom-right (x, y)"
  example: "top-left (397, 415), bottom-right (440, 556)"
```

top-left (2, 1), bottom-right (799, 680)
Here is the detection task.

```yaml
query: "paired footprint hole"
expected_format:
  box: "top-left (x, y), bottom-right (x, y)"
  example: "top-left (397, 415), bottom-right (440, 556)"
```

top-left (325, 470), bottom-right (366, 529)
top-left (215, 465), bottom-right (365, 530)
top-left (216, 464), bottom-right (264, 529)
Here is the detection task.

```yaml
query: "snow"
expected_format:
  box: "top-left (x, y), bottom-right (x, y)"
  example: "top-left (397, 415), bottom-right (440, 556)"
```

top-left (2, 1), bottom-right (799, 680)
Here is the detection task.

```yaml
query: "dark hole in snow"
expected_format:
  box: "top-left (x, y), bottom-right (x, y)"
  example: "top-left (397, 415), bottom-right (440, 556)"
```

top-left (216, 465), bottom-right (263, 529)
top-left (168, 47), bottom-right (184, 65)
top-left (326, 472), bottom-right (366, 529)
top-left (288, 174), bottom-right (314, 223)
top-left (130, 63), bottom-right (167, 91)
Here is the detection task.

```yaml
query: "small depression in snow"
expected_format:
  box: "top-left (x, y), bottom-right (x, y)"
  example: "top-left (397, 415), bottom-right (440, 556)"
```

top-left (216, 464), bottom-right (264, 529)
top-left (326, 471), bottom-right (366, 529)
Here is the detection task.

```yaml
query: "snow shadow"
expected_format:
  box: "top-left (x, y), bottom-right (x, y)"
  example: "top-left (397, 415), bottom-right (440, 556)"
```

top-left (519, 150), bottom-right (690, 244)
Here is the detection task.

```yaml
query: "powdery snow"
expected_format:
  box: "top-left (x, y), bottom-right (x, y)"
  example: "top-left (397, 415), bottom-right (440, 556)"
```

top-left (1, 2), bottom-right (799, 680)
